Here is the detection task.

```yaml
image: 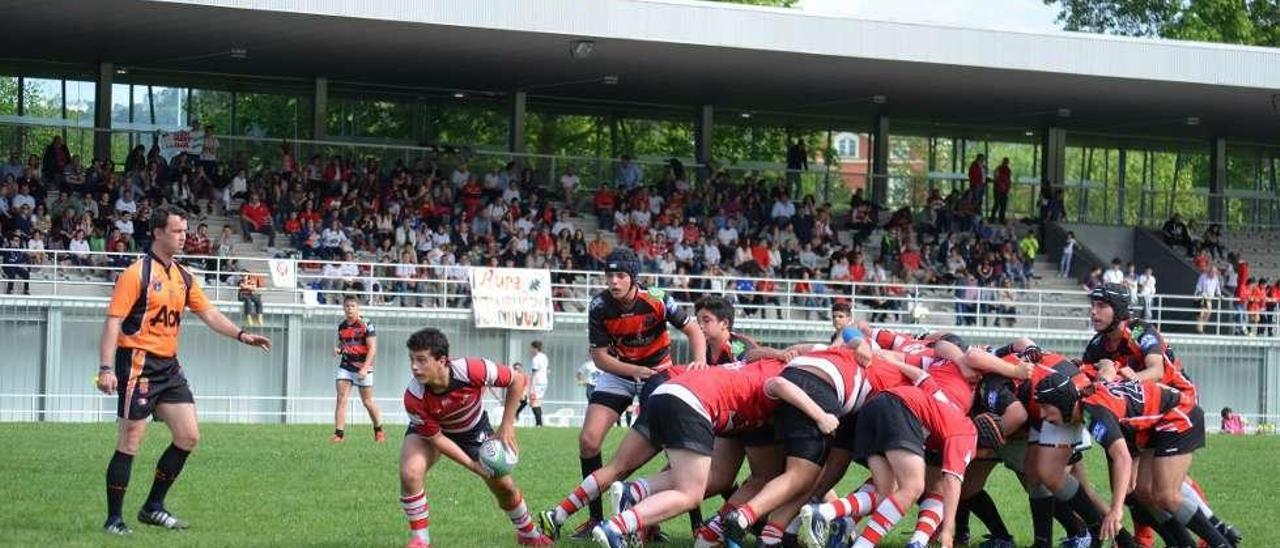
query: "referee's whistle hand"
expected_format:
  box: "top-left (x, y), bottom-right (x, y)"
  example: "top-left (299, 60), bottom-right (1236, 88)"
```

top-left (242, 333), bottom-right (273, 352)
top-left (95, 371), bottom-right (117, 395)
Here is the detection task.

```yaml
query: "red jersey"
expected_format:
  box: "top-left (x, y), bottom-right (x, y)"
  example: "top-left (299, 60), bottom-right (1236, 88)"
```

top-left (1082, 320), bottom-right (1196, 401)
top-left (886, 377), bottom-right (977, 480)
top-left (1081, 379), bottom-right (1196, 452)
top-left (658, 358), bottom-right (788, 434)
top-left (707, 331), bottom-right (760, 366)
top-left (1011, 352), bottom-right (1089, 425)
top-left (786, 345), bottom-right (874, 415)
top-left (337, 317), bottom-right (376, 373)
top-left (874, 329), bottom-right (977, 412)
top-left (404, 357), bottom-right (514, 438)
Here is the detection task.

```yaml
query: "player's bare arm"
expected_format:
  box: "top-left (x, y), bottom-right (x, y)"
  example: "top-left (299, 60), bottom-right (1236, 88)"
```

top-left (96, 316), bottom-right (123, 394)
top-left (680, 322), bottom-right (708, 370)
top-left (427, 432), bottom-right (491, 479)
top-left (194, 308), bottom-right (272, 352)
top-left (589, 346), bottom-right (652, 379)
top-left (763, 377), bottom-right (839, 434)
top-left (498, 370), bottom-right (527, 455)
top-left (1102, 438), bottom-right (1132, 541)
top-left (359, 335), bottom-right (377, 376)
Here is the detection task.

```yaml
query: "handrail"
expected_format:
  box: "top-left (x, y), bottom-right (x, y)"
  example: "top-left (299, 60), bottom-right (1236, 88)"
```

top-left (3, 248), bottom-right (1275, 334)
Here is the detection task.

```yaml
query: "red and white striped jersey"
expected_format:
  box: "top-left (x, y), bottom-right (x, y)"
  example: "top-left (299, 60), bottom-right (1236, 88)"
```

top-left (785, 346), bottom-right (873, 415)
top-left (404, 357), bottom-right (514, 437)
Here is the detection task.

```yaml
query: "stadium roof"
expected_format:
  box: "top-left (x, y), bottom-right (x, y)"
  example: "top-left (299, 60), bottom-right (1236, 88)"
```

top-left (6, 0), bottom-right (1280, 143)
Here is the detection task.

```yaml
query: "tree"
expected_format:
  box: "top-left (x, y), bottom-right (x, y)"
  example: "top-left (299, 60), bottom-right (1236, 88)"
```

top-left (1044, 0), bottom-right (1280, 46)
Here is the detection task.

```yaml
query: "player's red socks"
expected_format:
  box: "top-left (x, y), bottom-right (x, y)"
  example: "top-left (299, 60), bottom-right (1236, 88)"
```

top-left (400, 491), bottom-right (431, 544)
top-left (760, 522), bottom-right (786, 545)
top-left (555, 471), bottom-right (602, 523)
top-left (852, 496), bottom-right (905, 548)
top-left (503, 495), bottom-right (540, 539)
top-left (908, 493), bottom-right (944, 546)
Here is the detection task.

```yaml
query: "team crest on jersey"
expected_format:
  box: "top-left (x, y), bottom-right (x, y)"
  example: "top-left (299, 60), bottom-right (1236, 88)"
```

top-left (987, 390), bottom-right (998, 410)
top-left (730, 340), bottom-right (746, 358)
top-left (646, 287), bottom-right (666, 300)
top-left (152, 280), bottom-right (163, 293)
top-left (1091, 421), bottom-right (1107, 442)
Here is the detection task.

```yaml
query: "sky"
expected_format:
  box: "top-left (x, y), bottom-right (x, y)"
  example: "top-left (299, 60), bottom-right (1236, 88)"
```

top-left (798, 0), bottom-right (1063, 33)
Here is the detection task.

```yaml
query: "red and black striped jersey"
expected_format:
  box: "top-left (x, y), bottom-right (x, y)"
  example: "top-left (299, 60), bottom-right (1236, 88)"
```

top-left (1012, 352), bottom-right (1090, 424)
top-left (1081, 379), bottom-right (1194, 451)
top-left (404, 357), bottom-right (514, 438)
top-left (337, 318), bottom-right (376, 372)
top-left (588, 285), bottom-right (691, 368)
top-left (1082, 320), bottom-right (1196, 400)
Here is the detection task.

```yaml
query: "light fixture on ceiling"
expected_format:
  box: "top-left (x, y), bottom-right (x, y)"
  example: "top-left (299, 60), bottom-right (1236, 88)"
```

top-left (230, 48), bottom-right (248, 59)
top-left (570, 39), bottom-right (595, 60)
top-left (602, 75), bottom-right (619, 85)
top-left (740, 112), bottom-right (753, 119)
top-left (1186, 116), bottom-right (1200, 126)
top-left (871, 95), bottom-right (887, 105)
top-left (1056, 108), bottom-right (1072, 118)
top-left (114, 67), bottom-right (128, 75)
top-left (1024, 130), bottom-right (1035, 137)
top-left (452, 92), bottom-right (466, 99)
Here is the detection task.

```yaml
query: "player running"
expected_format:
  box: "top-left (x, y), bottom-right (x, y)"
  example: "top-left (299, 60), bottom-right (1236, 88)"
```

top-left (398, 328), bottom-right (552, 548)
top-left (95, 205), bottom-right (272, 535)
top-left (331, 295), bottom-right (385, 443)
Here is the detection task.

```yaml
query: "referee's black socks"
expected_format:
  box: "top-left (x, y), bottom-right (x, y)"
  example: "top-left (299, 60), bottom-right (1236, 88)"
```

top-left (144, 444), bottom-right (191, 511)
top-left (106, 450), bottom-right (135, 519)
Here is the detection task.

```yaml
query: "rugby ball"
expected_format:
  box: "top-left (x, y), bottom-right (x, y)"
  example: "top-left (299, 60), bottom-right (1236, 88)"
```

top-left (478, 438), bottom-right (519, 477)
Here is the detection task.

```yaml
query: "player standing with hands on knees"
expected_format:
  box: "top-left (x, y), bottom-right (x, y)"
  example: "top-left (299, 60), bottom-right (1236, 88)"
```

top-left (95, 204), bottom-right (272, 535)
top-left (398, 328), bottom-right (553, 548)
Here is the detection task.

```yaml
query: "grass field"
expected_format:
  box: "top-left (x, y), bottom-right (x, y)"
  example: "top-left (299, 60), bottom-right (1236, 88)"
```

top-left (1, 422), bottom-right (1275, 547)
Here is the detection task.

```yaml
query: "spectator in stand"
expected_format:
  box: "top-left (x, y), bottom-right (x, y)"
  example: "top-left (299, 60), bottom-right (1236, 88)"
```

top-left (184, 223), bottom-right (213, 270)
top-left (41, 136), bottom-right (70, 185)
top-left (967, 153), bottom-right (989, 207)
top-left (770, 193), bottom-right (796, 226)
top-left (1264, 280), bottom-right (1280, 337)
top-left (1247, 278), bottom-right (1266, 335)
top-left (560, 166), bottom-right (580, 211)
top-left (1137, 265), bottom-right (1157, 321)
top-left (1192, 246), bottom-right (1211, 274)
top-left (1058, 231), bottom-right (1077, 277)
top-left (614, 154), bottom-right (642, 192)
top-left (107, 239), bottom-right (133, 282)
top-left (899, 244), bottom-right (929, 283)
top-left (990, 157), bottom-right (1012, 223)
top-left (1195, 265), bottom-right (1221, 334)
top-left (66, 228), bottom-right (91, 267)
top-left (3, 232), bottom-right (30, 294)
top-left (1161, 212), bottom-right (1194, 257)
top-left (1220, 408), bottom-right (1245, 434)
top-left (239, 192), bottom-right (276, 247)
top-left (1231, 253), bottom-right (1250, 335)
top-left (114, 188), bottom-right (138, 216)
top-left (238, 269), bottom-right (265, 326)
top-left (1082, 265), bottom-right (1103, 292)
top-left (1201, 223), bottom-right (1224, 259)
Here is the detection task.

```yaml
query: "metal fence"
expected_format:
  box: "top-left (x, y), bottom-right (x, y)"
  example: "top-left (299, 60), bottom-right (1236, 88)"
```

top-left (3, 247), bottom-right (1280, 427)
top-left (3, 249), bottom-right (1277, 336)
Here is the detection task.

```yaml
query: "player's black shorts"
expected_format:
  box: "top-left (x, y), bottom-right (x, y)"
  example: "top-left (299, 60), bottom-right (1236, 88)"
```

top-left (114, 348), bottom-right (194, 421)
top-left (634, 393), bottom-right (715, 456)
top-left (832, 412), bottom-right (859, 452)
top-left (404, 413), bottom-right (495, 461)
top-left (775, 367), bottom-right (841, 465)
top-left (851, 394), bottom-right (926, 466)
top-left (723, 423), bottom-right (778, 447)
top-left (1151, 406), bottom-right (1205, 457)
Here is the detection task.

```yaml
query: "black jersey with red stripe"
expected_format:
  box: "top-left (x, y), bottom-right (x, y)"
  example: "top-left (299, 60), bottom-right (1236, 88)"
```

top-left (1012, 352), bottom-right (1090, 424)
top-left (337, 318), bottom-right (376, 372)
top-left (588, 285), bottom-right (691, 368)
top-left (1082, 320), bottom-right (1196, 400)
top-left (1081, 379), bottom-right (1193, 451)
top-left (707, 331), bottom-right (760, 365)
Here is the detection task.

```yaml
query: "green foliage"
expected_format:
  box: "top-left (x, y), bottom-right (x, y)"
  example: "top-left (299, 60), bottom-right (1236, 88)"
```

top-left (1045, 0), bottom-right (1280, 46)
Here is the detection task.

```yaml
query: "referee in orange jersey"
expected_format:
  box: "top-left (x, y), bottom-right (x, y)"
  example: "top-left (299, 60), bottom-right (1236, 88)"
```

top-left (94, 204), bottom-right (271, 535)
